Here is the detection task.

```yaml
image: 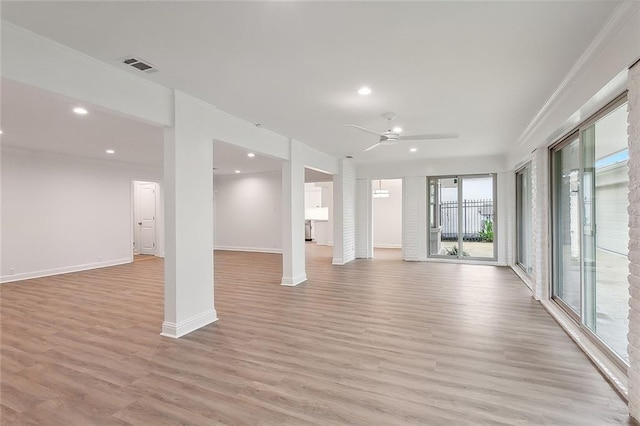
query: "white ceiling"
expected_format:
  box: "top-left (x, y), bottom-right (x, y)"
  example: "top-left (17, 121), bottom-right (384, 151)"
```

top-left (1, 78), bottom-right (286, 174)
top-left (213, 140), bottom-right (281, 176)
top-left (1, 1), bottom-right (620, 165)
top-left (1, 78), bottom-right (165, 167)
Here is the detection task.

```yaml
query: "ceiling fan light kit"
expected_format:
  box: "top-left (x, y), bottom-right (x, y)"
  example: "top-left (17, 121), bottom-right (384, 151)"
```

top-left (346, 112), bottom-right (459, 152)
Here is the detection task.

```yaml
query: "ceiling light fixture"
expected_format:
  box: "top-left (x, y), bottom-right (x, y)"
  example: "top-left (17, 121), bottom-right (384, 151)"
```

top-left (0, 129), bottom-right (3, 135)
top-left (393, 126), bottom-right (403, 133)
top-left (235, 170), bottom-right (241, 174)
top-left (409, 147), bottom-right (417, 153)
top-left (372, 179), bottom-right (390, 198)
top-left (73, 107), bottom-right (88, 115)
top-left (105, 149), bottom-right (115, 154)
top-left (357, 86), bottom-right (372, 95)
top-left (247, 152), bottom-right (255, 158)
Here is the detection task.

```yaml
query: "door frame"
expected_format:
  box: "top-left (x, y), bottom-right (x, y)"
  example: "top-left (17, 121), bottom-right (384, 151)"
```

top-left (427, 173), bottom-right (497, 261)
top-left (131, 179), bottom-right (160, 258)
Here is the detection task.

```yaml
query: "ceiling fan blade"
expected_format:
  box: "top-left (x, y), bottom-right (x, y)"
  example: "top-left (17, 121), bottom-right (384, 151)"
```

top-left (399, 132), bottom-right (459, 141)
top-left (345, 124), bottom-right (381, 136)
top-left (363, 142), bottom-right (382, 152)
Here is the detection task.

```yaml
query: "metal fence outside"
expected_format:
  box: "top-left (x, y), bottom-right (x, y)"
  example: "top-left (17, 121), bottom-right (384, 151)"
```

top-left (440, 199), bottom-right (494, 241)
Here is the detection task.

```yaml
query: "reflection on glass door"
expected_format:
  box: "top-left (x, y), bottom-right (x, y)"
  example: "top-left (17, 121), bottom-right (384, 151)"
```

top-left (552, 134), bottom-right (581, 315)
top-left (461, 176), bottom-right (495, 258)
top-left (428, 175), bottom-right (496, 260)
top-left (581, 103), bottom-right (630, 362)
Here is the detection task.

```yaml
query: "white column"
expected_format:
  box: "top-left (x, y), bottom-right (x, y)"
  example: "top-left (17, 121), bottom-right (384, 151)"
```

top-left (332, 158), bottom-right (356, 265)
top-left (402, 176), bottom-right (427, 261)
top-left (627, 62), bottom-right (640, 421)
top-left (355, 178), bottom-right (373, 259)
top-left (162, 92), bottom-right (217, 338)
top-left (531, 148), bottom-right (550, 301)
top-left (281, 140), bottom-right (307, 286)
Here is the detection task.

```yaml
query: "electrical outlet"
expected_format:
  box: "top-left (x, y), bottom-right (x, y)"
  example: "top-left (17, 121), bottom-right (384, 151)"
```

top-left (9, 267), bottom-right (15, 275)
top-left (98, 256), bottom-right (103, 262)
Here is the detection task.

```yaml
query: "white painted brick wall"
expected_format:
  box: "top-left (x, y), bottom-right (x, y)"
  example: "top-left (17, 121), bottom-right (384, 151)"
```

top-left (355, 178), bottom-right (373, 258)
top-left (403, 177), bottom-right (419, 260)
top-left (342, 159), bottom-right (356, 263)
top-left (402, 176), bottom-right (427, 261)
top-left (627, 62), bottom-right (640, 421)
top-left (333, 158), bottom-right (356, 265)
top-left (531, 148), bottom-right (550, 301)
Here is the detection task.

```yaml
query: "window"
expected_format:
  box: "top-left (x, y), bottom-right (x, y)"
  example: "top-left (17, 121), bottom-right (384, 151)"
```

top-left (428, 174), bottom-right (496, 260)
top-left (550, 95), bottom-right (629, 364)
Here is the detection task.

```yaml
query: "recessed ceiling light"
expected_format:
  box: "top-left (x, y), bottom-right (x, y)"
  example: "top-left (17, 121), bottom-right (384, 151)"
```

top-left (409, 148), bottom-right (417, 153)
top-left (0, 129), bottom-right (3, 135)
top-left (357, 86), bottom-right (372, 95)
top-left (393, 127), bottom-right (403, 133)
top-left (247, 152), bottom-right (255, 158)
top-left (235, 170), bottom-right (241, 174)
top-left (105, 149), bottom-right (115, 154)
top-left (73, 107), bottom-right (88, 115)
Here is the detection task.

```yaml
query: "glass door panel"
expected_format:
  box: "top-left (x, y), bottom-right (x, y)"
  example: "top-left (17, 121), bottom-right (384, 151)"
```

top-left (516, 166), bottom-right (533, 273)
top-left (552, 135), bottom-right (581, 314)
top-left (440, 178), bottom-right (459, 256)
top-left (582, 103), bottom-right (629, 362)
top-left (461, 176), bottom-right (495, 258)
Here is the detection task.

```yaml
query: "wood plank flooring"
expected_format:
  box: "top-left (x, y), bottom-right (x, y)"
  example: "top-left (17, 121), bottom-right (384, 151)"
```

top-left (1, 245), bottom-right (633, 425)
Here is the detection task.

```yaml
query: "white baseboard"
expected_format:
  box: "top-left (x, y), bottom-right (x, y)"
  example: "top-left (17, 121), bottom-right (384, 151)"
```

top-left (510, 264), bottom-right (535, 295)
top-left (540, 299), bottom-right (628, 400)
top-left (423, 257), bottom-right (506, 266)
top-left (281, 273), bottom-right (307, 286)
top-left (161, 309), bottom-right (218, 338)
top-left (332, 256), bottom-right (355, 266)
top-left (215, 246), bottom-right (282, 254)
top-left (1, 257), bottom-right (133, 283)
top-left (374, 244), bottom-right (402, 249)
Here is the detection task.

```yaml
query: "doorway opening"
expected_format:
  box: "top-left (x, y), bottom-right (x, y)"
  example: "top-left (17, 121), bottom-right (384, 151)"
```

top-left (132, 180), bottom-right (159, 260)
top-left (304, 168), bottom-right (334, 263)
top-left (372, 178), bottom-right (402, 259)
top-left (428, 174), bottom-right (496, 260)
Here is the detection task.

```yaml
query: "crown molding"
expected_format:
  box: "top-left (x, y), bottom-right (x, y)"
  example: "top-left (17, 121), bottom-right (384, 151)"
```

top-left (516, 0), bottom-right (639, 148)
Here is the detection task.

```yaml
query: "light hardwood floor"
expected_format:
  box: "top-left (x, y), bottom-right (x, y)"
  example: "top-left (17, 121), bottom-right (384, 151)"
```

top-left (1, 245), bottom-right (634, 425)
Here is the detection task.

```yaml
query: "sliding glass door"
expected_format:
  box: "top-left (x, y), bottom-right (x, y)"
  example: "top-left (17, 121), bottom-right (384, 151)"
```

top-left (428, 174), bottom-right (496, 260)
top-left (552, 134), bottom-right (582, 315)
top-left (515, 165), bottom-right (532, 275)
top-left (551, 96), bottom-right (629, 364)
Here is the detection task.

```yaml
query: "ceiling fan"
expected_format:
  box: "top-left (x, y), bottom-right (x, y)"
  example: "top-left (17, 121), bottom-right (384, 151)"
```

top-left (346, 112), bottom-right (458, 151)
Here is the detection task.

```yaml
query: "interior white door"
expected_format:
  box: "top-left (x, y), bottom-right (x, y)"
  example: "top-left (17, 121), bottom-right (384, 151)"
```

top-left (136, 182), bottom-right (157, 255)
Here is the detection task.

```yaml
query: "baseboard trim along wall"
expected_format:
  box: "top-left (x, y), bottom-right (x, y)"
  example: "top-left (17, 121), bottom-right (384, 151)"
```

top-left (374, 244), bottom-right (402, 249)
top-left (540, 299), bottom-right (628, 400)
top-left (0, 257), bottom-right (133, 283)
top-left (214, 246), bottom-right (282, 254)
top-left (281, 273), bottom-right (307, 286)
top-left (161, 309), bottom-right (218, 338)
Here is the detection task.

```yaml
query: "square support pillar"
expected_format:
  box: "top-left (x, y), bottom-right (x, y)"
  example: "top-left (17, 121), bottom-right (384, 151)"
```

top-left (281, 140), bottom-right (307, 286)
top-left (162, 92), bottom-right (217, 338)
top-left (333, 158), bottom-right (356, 265)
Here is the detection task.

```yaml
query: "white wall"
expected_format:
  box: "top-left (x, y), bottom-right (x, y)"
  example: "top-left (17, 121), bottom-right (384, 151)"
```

top-left (317, 181), bottom-right (333, 246)
top-left (214, 171), bottom-right (282, 253)
top-left (373, 179), bottom-right (402, 248)
top-left (1, 147), bottom-right (163, 282)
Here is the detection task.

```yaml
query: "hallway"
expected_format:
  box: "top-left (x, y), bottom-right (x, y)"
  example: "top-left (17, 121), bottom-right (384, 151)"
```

top-left (1, 249), bottom-right (630, 424)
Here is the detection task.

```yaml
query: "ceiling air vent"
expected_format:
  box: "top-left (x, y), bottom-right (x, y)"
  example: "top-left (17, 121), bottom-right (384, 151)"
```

top-left (120, 56), bottom-right (158, 74)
